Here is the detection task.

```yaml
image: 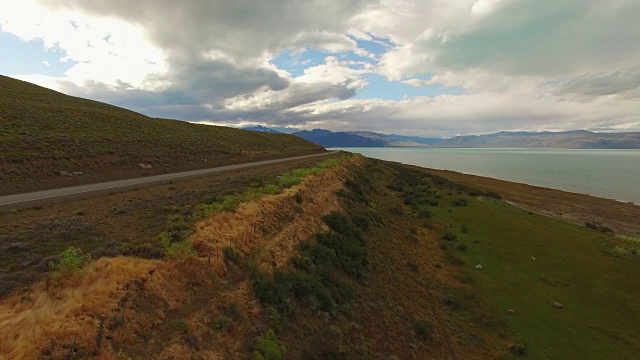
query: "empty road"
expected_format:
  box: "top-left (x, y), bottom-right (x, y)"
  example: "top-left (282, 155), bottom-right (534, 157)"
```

top-left (0, 151), bottom-right (337, 211)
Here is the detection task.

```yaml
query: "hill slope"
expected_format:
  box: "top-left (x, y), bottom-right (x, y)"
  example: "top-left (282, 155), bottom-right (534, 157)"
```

top-left (0, 76), bottom-right (324, 195)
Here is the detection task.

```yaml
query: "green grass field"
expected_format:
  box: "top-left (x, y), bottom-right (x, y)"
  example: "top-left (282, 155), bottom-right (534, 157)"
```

top-left (430, 194), bottom-right (640, 359)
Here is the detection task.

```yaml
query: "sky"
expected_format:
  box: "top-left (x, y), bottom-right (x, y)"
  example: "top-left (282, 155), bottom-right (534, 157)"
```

top-left (1, 0), bottom-right (639, 137)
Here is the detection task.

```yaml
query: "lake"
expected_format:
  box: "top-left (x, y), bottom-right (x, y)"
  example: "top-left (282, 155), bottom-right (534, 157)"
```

top-left (330, 148), bottom-right (640, 204)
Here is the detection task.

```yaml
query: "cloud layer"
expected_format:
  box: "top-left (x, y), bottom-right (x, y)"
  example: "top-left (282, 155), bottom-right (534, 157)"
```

top-left (1, 0), bottom-right (639, 136)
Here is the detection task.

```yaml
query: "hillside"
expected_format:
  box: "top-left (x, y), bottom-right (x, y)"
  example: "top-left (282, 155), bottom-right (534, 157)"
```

top-left (0, 75), bottom-right (324, 195)
top-left (1, 155), bottom-right (639, 358)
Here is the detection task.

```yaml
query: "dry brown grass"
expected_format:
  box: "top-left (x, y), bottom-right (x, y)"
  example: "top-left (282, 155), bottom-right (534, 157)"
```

top-left (0, 257), bottom-right (161, 359)
top-left (0, 157), bottom-right (356, 359)
top-left (190, 159), bottom-right (354, 272)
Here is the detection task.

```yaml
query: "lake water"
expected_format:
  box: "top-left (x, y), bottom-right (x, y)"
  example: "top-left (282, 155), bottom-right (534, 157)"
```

top-left (330, 148), bottom-right (640, 204)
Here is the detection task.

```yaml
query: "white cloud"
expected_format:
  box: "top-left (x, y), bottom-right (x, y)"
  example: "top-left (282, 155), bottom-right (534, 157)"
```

top-left (41, 60), bottom-right (50, 67)
top-left (1, 0), bottom-right (639, 136)
top-left (1, 0), bottom-right (169, 90)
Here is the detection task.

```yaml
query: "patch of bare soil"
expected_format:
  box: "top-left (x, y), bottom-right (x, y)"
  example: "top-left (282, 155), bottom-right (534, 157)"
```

top-left (426, 168), bottom-right (640, 237)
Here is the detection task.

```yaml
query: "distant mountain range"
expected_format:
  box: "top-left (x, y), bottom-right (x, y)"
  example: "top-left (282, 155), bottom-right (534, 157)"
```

top-left (288, 128), bottom-right (640, 149)
top-left (441, 130), bottom-right (640, 149)
top-left (242, 126), bottom-right (640, 149)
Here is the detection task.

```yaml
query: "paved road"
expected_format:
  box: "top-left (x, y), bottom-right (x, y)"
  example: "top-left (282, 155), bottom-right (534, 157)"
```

top-left (0, 152), bottom-right (337, 211)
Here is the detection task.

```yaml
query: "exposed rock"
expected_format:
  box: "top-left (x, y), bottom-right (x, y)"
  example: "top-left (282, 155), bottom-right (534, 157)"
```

top-left (530, 256), bottom-right (536, 260)
top-left (553, 302), bottom-right (564, 309)
top-left (138, 163), bottom-right (152, 169)
top-left (475, 264), bottom-right (483, 270)
top-left (58, 170), bottom-right (70, 176)
top-left (72, 171), bottom-right (83, 175)
top-left (507, 309), bottom-right (516, 316)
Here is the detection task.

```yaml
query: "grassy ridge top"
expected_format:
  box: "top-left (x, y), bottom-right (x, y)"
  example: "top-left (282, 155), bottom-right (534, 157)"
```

top-left (0, 75), bottom-right (324, 194)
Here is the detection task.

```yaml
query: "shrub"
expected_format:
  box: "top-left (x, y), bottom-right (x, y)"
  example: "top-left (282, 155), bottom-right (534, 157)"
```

top-left (414, 320), bottom-right (434, 340)
top-left (509, 343), bottom-right (527, 356)
top-left (457, 243), bottom-right (468, 252)
top-left (221, 302), bottom-right (245, 322)
top-left (442, 232), bottom-right (457, 241)
top-left (158, 233), bottom-right (195, 258)
top-left (173, 319), bottom-right (189, 334)
top-left (214, 316), bottom-right (234, 332)
top-left (585, 221), bottom-right (614, 233)
top-left (452, 199), bottom-right (467, 207)
top-left (50, 247), bottom-right (91, 275)
top-left (253, 329), bottom-right (283, 360)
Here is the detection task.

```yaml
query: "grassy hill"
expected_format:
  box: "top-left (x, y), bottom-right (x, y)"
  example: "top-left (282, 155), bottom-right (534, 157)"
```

top-left (0, 75), bottom-right (324, 195)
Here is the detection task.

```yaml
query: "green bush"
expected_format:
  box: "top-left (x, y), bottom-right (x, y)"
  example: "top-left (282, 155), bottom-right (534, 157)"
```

top-left (50, 247), bottom-right (91, 275)
top-left (251, 212), bottom-right (364, 317)
top-left (253, 329), bottom-right (283, 360)
top-left (158, 232), bottom-right (195, 258)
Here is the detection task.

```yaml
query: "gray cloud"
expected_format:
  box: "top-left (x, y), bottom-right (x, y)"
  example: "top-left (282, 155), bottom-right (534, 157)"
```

top-left (551, 69), bottom-right (640, 98)
top-left (33, 0), bottom-right (375, 123)
top-left (384, 0), bottom-right (640, 78)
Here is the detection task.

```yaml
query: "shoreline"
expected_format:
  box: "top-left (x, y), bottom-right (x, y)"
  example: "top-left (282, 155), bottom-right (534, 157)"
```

top-left (330, 147), bottom-right (640, 205)
top-left (418, 165), bottom-right (640, 237)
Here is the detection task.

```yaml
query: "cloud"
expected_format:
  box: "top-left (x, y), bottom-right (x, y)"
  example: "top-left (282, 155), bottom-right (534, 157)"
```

top-left (41, 0), bottom-right (373, 58)
top-left (369, 0), bottom-right (640, 79)
top-left (41, 61), bottom-right (50, 67)
top-left (2, 0), bottom-right (640, 136)
top-left (280, 89), bottom-right (640, 136)
top-left (551, 69), bottom-right (640, 99)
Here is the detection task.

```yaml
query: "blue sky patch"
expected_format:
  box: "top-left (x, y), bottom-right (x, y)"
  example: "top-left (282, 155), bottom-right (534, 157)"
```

top-left (353, 34), bottom-right (394, 55)
top-left (355, 74), bottom-right (464, 100)
top-left (0, 31), bottom-right (74, 77)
